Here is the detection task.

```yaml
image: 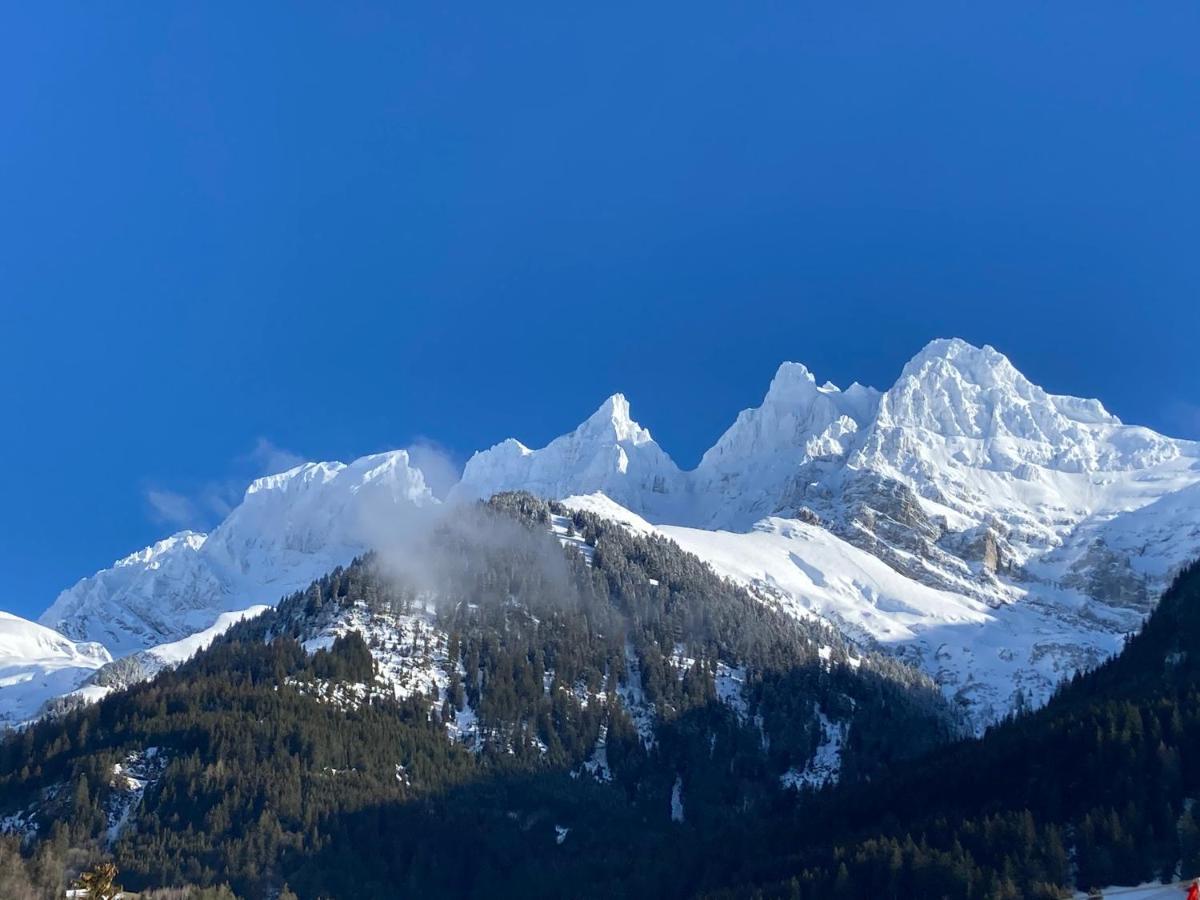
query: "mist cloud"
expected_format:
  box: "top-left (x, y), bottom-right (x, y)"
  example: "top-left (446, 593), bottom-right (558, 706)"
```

top-left (245, 437), bottom-right (306, 475)
top-left (405, 438), bottom-right (464, 501)
top-left (145, 488), bottom-right (202, 529)
top-left (142, 437), bottom-right (306, 532)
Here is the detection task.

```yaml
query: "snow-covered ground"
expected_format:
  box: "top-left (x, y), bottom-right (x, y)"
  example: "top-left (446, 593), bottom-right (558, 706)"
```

top-left (0, 746), bottom-right (168, 846)
top-left (670, 774), bottom-right (685, 823)
top-left (550, 513), bottom-right (595, 565)
top-left (105, 748), bottom-right (167, 845)
top-left (144, 606), bottom-right (272, 666)
top-left (715, 662), bottom-right (749, 722)
top-left (292, 599), bottom-right (483, 747)
top-left (658, 514), bottom-right (1129, 726)
top-left (780, 710), bottom-right (844, 790)
top-left (1074, 883), bottom-right (1195, 899)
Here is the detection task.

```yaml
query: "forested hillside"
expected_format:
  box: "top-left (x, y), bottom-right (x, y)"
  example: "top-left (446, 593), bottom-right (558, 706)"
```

top-left (9, 493), bottom-right (1196, 898)
top-left (700, 559), bottom-right (1200, 898)
top-left (0, 494), bottom-right (955, 898)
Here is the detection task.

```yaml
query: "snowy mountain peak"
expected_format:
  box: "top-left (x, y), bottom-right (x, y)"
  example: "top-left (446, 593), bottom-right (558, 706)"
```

top-left (243, 451), bottom-right (430, 501)
top-left (453, 394), bottom-right (684, 515)
top-left (346, 450), bottom-right (435, 497)
top-left (893, 338), bottom-right (1116, 429)
top-left (39, 449), bottom-right (439, 656)
top-left (763, 361), bottom-right (870, 403)
top-left (905, 336), bottom-right (1011, 372)
top-left (865, 338), bottom-right (1179, 475)
top-left (765, 361), bottom-right (819, 396)
top-left (691, 362), bottom-right (881, 527)
top-left (581, 393), bottom-right (652, 445)
top-left (245, 461), bottom-right (342, 496)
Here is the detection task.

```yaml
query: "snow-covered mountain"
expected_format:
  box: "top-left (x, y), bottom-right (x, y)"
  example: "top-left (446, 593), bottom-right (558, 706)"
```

top-left (563, 491), bottom-right (1127, 727)
top-left (453, 393), bottom-right (688, 518)
top-left (41, 450), bottom-right (438, 656)
top-left (0, 612), bottom-right (111, 729)
top-left (691, 362), bottom-right (881, 529)
top-left (839, 338), bottom-right (1197, 585)
top-left (447, 338), bottom-right (1200, 725)
top-left (6, 337), bottom-right (1200, 731)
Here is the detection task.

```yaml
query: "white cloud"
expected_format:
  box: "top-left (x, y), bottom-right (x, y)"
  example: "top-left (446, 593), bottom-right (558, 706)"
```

top-left (143, 438), bottom-right (307, 530)
top-left (245, 437), bottom-right (305, 476)
top-left (145, 489), bottom-right (202, 529)
top-left (405, 438), bottom-right (463, 500)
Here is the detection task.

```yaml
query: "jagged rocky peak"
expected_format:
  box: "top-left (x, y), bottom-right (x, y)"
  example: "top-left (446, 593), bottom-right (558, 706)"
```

top-left (691, 361), bottom-right (882, 528)
top-left (243, 450), bottom-right (433, 502)
top-left (453, 393), bottom-right (684, 514)
top-left (861, 338), bottom-right (1178, 475)
top-left (206, 450), bottom-right (437, 559)
top-left (580, 392), bottom-right (653, 444)
top-left (115, 531), bottom-right (208, 568)
top-left (832, 338), bottom-right (1200, 606)
top-left (874, 338), bottom-right (1076, 443)
top-left (701, 362), bottom-right (881, 463)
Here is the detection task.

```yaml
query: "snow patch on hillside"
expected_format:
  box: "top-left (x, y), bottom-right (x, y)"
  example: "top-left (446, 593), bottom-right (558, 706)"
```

top-left (670, 774), bottom-right (685, 822)
top-left (715, 663), bottom-right (749, 721)
top-left (781, 711), bottom-right (844, 790)
top-left (105, 748), bottom-right (167, 845)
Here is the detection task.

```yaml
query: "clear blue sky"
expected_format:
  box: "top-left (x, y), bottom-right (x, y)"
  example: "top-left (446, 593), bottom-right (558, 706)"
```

top-left (2, 3), bottom-right (1198, 620)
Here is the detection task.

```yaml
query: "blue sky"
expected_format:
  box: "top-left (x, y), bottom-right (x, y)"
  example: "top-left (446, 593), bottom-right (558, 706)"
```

top-left (2, 3), bottom-right (1198, 619)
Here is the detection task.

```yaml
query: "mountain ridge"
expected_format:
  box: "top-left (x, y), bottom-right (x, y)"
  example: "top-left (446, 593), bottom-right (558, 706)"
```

top-left (6, 337), bottom-right (1200, 731)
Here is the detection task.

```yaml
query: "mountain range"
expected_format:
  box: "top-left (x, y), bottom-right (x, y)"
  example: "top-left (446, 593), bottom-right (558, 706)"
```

top-left (4, 337), bottom-right (1199, 731)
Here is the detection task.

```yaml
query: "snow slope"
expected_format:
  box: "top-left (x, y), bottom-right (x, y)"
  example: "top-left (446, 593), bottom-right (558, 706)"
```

top-left (40, 451), bottom-right (438, 656)
top-left (657, 518), bottom-right (1126, 725)
top-left (143, 605), bottom-right (271, 666)
top-left (564, 492), bottom-right (1123, 727)
top-left (0, 612), bottom-right (111, 729)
